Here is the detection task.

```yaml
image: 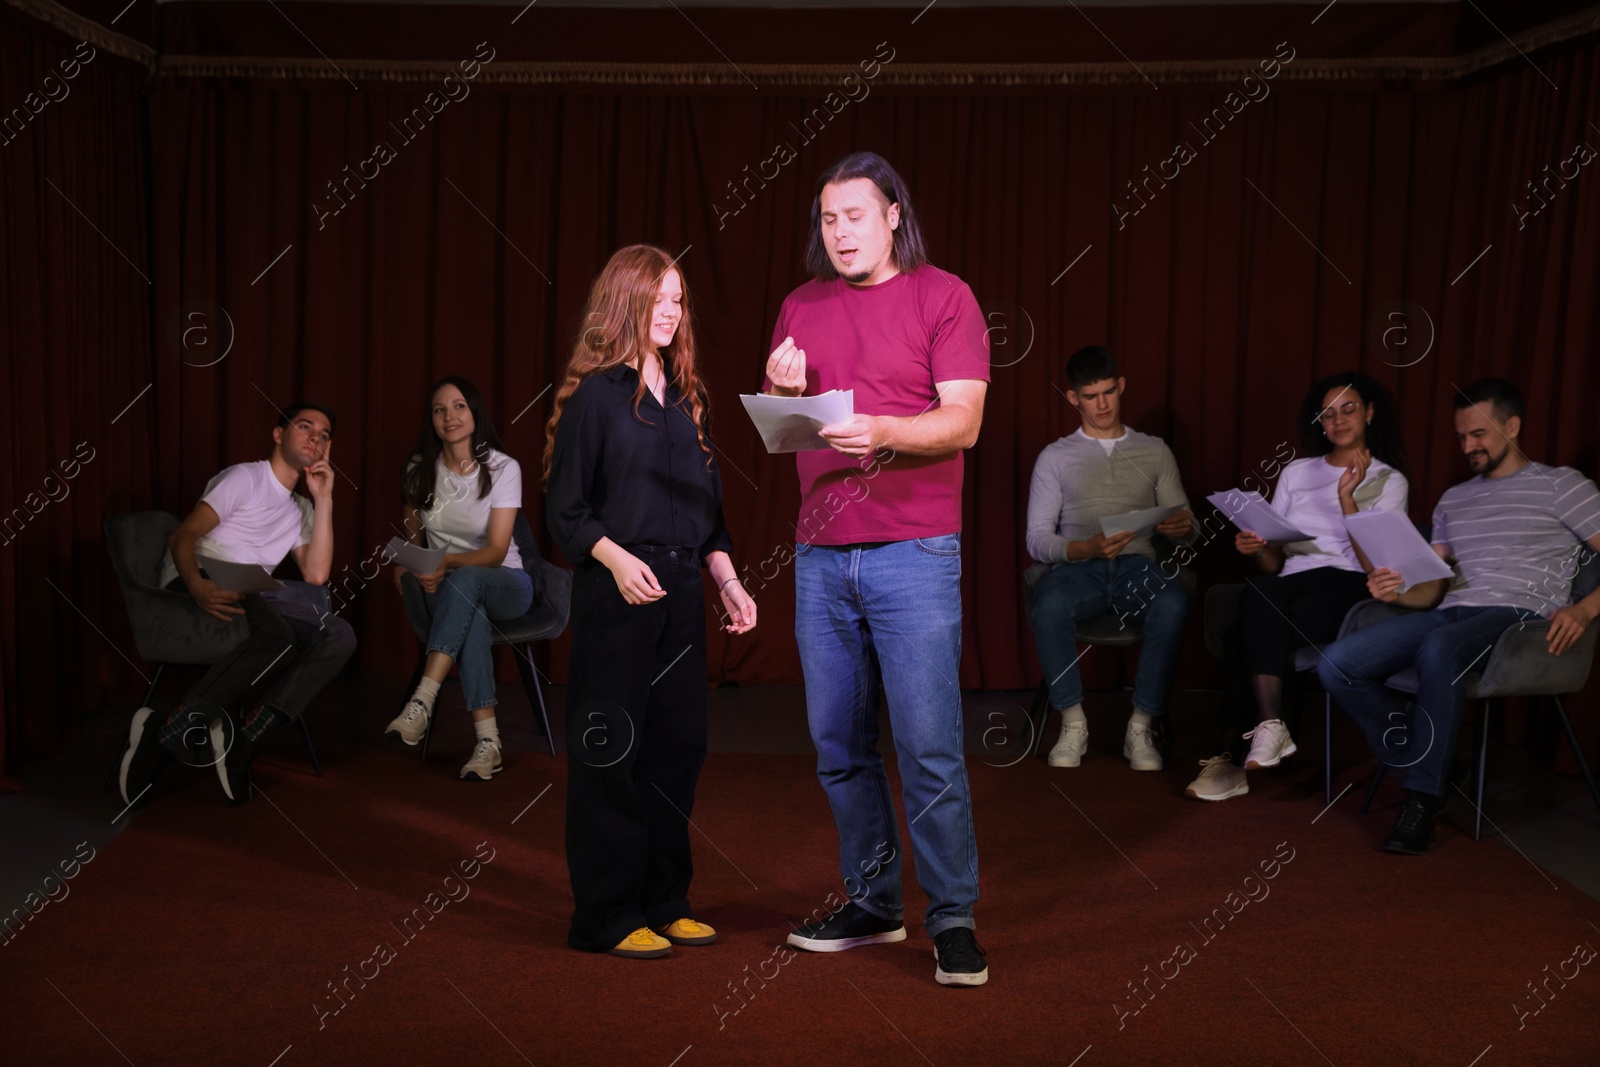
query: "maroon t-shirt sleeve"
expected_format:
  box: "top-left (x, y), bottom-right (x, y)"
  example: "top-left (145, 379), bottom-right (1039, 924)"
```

top-left (929, 281), bottom-right (991, 384)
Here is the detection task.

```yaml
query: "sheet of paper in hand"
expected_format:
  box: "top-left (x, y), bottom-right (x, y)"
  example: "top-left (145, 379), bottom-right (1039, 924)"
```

top-left (384, 538), bottom-right (446, 575)
top-left (739, 390), bottom-right (855, 453)
top-left (198, 555), bottom-right (285, 593)
top-left (1098, 504), bottom-right (1184, 540)
top-left (1342, 511), bottom-right (1454, 586)
top-left (1206, 490), bottom-right (1314, 545)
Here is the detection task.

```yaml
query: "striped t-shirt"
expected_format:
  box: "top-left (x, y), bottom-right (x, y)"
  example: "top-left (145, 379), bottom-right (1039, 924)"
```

top-left (1433, 462), bottom-right (1600, 616)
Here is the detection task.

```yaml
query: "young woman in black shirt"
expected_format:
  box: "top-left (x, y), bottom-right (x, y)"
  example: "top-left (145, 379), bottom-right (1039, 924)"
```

top-left (544, 244), bottom-right (756, 959)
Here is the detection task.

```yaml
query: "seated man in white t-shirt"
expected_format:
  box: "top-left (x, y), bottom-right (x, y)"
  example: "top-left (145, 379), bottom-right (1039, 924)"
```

top-left (119, 403), bottom-right (356, 808)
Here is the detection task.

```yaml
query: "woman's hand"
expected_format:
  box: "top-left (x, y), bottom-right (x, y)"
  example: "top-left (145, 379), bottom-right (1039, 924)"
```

top-left (416, 557), bottom-right (449, 594)
top-left (1235, 530), bottom-right (1268, 557)
top-left (1338, 448), bottom-right (1372, 506)
top-left (608, 551), bottom-right (666, 605)
top-left (719, 579), bottom-right (757, 634)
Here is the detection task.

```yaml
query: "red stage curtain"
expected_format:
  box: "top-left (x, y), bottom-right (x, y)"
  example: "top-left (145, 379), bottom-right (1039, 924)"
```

top-left (1, 5), bottom-right (154, 771)
top-left (5, 2), bottom-right (1600, 776)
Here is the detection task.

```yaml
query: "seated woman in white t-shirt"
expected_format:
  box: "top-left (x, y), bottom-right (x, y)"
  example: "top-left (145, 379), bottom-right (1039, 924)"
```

top-left (387, 376), bottom-right (533, 782)
top-left (1187, 372), bottom-right (1410, 801)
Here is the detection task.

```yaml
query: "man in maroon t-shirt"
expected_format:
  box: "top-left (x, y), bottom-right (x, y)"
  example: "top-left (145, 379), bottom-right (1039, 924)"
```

top-left (765, 152), bottom-right (991, 987)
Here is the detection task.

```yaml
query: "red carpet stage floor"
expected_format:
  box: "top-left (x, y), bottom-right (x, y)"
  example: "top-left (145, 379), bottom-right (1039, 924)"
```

top-left (4, 727), bottom-right (1599, 1066)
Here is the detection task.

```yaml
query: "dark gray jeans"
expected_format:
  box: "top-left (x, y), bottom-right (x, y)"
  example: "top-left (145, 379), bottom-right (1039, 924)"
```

top-left (167, 578), bottom-right (356, 721)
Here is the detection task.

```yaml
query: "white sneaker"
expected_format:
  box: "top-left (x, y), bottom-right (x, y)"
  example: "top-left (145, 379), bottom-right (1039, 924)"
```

top-left (1243, 719), bottom-right (1297, 769)
top-left (460, 737), bottom-right (502, 781)
top-left (1123, 721), bottom-right (1163, 771)
top-left (1047, 720), bottom-right (1089, 767)
top-left (385, 699), bottom-right (432, 746)
top-left (1186, 755), bottom-right (1249, 801)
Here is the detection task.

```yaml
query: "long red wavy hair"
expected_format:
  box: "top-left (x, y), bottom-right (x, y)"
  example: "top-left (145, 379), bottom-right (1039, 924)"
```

top-left (542, 245), bottom-right (714, 485)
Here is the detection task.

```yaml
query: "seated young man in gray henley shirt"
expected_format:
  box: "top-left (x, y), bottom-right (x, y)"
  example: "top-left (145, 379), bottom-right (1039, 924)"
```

top-left (1319, 377), bottom-right (1600, 854)
top-left (1025, 345), bottom-right (1197, 771)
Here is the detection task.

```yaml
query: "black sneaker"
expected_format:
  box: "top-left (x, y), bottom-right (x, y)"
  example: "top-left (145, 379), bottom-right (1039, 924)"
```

top-left (119, 706), bottom-right (173, 810)
top-left (786, 901), bottom-right (906, 952)
top-left (933, 926), bottom-right (989, 987)
top-left (1383, 790), bottom-right (1443, 855)
top-left (211, 719), bottom-right (256, 805)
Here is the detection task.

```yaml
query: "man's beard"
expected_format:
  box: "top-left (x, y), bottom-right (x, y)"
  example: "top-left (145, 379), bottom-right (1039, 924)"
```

top-left (1474, 444), bottom-right (1510, 473)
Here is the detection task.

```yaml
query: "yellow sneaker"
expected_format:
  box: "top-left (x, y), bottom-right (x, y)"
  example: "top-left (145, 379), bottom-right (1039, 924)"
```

top-left (609, 927), bottom-right (672, 958)
top-left (657, 918), bottom-right (717, 946)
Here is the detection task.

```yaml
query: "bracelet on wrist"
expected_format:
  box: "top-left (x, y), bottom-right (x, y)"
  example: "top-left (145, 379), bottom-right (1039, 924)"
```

top-left (719, 577), bottom-right (741, 592)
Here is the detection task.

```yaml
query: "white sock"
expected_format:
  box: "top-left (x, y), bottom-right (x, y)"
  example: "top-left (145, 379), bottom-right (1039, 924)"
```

top-left (1129, 709), bottom-right (1153, 728)
top-left (1058, 704), bottom-right (1086, 726)
top-left (473, 715), bottom-right (499, 744)
top-left (412, 676), bottom-right (442, 712)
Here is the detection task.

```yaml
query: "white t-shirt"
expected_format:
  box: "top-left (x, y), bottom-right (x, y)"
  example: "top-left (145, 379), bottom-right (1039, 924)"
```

top-left (416, 448), bottom-right (523, 570)
top-left (1073, 427), bottom-right (1124, 455)
top-left (1271, 455), bottom-right (1409, 576)
top-left (159, 460), bottom-right (314, 587)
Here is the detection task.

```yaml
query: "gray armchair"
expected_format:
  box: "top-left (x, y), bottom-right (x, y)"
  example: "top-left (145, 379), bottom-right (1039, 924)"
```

top-left (1344, 552), bottom-right (1600, 840)
top-left (398, 512), bottom-right (571, 756)
top-left (103, 511), bottom-right (323, 784)
top-left (1022, 547), bottom-right (1198, 759)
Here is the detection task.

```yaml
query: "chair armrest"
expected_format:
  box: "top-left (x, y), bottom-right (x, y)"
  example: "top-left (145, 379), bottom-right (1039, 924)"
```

top-left (122, 585), bottom-right (250, 665)
top-left (1021, 562), bottom-right (1054, 608)
top-left (1336, 598), bottom-right (1418, 641)
top-left (1475, 619), bottom-right (1599, 698)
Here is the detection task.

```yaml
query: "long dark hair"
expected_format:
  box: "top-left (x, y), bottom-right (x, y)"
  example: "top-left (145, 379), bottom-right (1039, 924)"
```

top-left (401, 376), bottom-right (507, 510)
top-left (542, 245), bottom-right (714, 486)
top-left (1297, 371), bottom-right (1408, 476)
top-left (804, 152), bottom-right (930, 281)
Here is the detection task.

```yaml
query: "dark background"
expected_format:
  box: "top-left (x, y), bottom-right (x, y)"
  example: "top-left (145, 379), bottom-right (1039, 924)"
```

top-left (4, 0), bottom-right (1598, 773)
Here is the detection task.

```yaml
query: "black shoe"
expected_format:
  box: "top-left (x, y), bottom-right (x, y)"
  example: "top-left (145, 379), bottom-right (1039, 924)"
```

top-left (1383, 791), bottom-right (1442, 854)
top-left (211, 720), bottom-right (256, 805)
top-left (933, 926), bottom-right (989, 987)
top-left (786, 901), bottom-right (906, 953)
top-left (119, 706), bottom-right (173, 809)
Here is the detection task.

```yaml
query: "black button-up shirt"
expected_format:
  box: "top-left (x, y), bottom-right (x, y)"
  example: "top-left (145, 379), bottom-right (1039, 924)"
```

top-left (546, 362), bottom-right (734, 565)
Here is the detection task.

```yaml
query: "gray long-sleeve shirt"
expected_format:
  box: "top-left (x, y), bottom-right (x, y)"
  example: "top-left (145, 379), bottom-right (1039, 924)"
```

top-left (1025, 428), bottom-right (1192, 564)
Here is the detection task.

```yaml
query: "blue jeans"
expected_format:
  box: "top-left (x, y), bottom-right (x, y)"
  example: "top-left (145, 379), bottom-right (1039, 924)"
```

top-left (793, 535), bottom-right (979, 936)
top-left (424, 565), bottom-right (534, 711)
top-left (1318, 605), bottom-right (1530, 797)
top-left (1027, 555), bottom-right (1190, 714)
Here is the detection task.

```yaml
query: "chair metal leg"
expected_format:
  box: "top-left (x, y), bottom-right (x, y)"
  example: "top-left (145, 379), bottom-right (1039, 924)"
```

top-left (514, 642), bottom-right (556, 756)
top-left (141, 663), bottom-right (166, 708)
top-left (297, 714), bottom-right (322, 777)
top-left (1548, 695), bottom-right (1600, 824)
top-left (1027, 680), bottom-right (1051, 759)
top-left (1361, 763), bottom-right (1387, 813)
top-left (1474, 700), bottom-right (1492, 842)
top-left (1324, 694), bottom-right (1333, 805)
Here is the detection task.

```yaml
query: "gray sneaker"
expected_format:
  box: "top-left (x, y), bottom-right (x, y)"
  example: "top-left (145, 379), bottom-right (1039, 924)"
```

top-left (1123, 721), bottom-right (1163, 771)
top-left (1243, 718), bottom-right (1297, 769)
top-left (385, 699), bottom-right (431, 746)
top-left (460, 737), bottom-right (502, 781)
top-left (1186, 755), bottom-right (1249, 801)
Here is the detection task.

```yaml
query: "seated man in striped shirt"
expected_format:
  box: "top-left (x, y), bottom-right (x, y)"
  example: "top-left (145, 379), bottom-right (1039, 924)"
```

top-left (1319, 378), bottom-right (1600, 854)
